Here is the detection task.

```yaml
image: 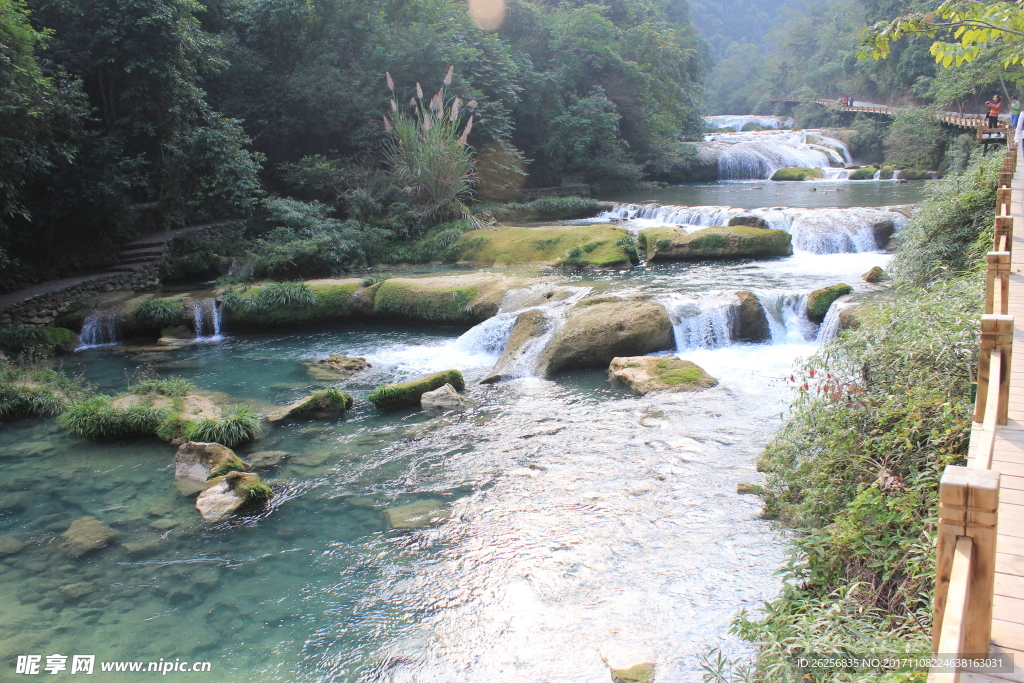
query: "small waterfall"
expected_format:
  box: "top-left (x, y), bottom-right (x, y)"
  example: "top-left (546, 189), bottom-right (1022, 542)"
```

top-left (817, 299), bottom-right (853, 343)
top-left (455, 312), bottom-right (519, 356)
top-left (191, 298), bottom-right (223, 341)
top-left (705, 115), bottom-right (795, 132)
top-left (77, 310), bottom-right (121, 350)
top-left (699, 130), bottom-right (852, 180)
top-left (594, 204), bottom-right (909, 254)
top-left (754, 292), bottom-right (817, 343)
top-left (892, 169), bottom-right (902, 180)
top-left (664, 292), bottom-right (737, 350)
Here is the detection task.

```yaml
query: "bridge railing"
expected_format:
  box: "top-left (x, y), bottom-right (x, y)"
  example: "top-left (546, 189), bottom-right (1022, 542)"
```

top-left (929, 144), bottom-right (1017, 682)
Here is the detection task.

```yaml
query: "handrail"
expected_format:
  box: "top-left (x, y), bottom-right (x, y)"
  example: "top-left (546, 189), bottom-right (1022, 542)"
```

top-left (928, 145), bottom-right (1017, 681)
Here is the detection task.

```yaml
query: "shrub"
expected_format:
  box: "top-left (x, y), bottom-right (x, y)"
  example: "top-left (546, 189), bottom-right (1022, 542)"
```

top-left (187, 406), bottom-right (261, 448)
top-left (884, 108), bottom-right (947, 171)
top-left (130, 299), bottom-right (185, 331)
top-left (368, 369), bottom-right (465, 409)
top-left (59, 396), bottom-right (171, 438)
top-left (0, 365), bottom-right (84, 420)
top-left (129, 376), bottom-right (195, 398)
top-left (0, 326), bottom-right (75, 356)
top-left (383, 70), bottom-right (476, 223)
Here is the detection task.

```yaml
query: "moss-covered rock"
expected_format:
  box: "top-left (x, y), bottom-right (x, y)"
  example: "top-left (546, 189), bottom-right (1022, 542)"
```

top-left (60, 517), bottom-right (120, 557)
top-left (727, 215), bottom-right (771, 230)
top-left (174, 441), bottom-right (251, 495)
top-left (195, 471), bottom-right (271, 521)
top-left (862, 266), bottom-right (889, 283)
top-left (848, 167), bottom-right (876, 180)
top-left (609, 356), bottom-right (718, 395)
top-left (540, 301), bottom-right (674, 375)
top-left (490, 196), bottom-right (607, 223)
top-left (221, 280), bottom-right (362, 329)
top-left (268, 388), bottom-right (353, 422)
top-left (303, 354), bottom-right (371, 381)
top-left (899, 169), bottom-right (939, 180)
top-left (806, 283), bottom-right (853, 324)
top-left (384, 499), bottom-right (451, 529)
top-left (457, 224), bottom-right (634, 268)
top-left (770, 167), bottom-right (822, 181)
top-left (420, 383), bottom-right (466, 411)
top-left (610, 662), bottom-right (656, 683)
top-left (639, 225), bottom-right (792, 261)
top-left (734, 291), bottom-right (770, 342)
top-left (368, 370), bottom-right (466, 410)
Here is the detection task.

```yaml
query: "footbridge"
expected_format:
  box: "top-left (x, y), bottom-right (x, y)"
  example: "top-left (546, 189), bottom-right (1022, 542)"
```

top-left (930, 137), bottom-right (1024, 682)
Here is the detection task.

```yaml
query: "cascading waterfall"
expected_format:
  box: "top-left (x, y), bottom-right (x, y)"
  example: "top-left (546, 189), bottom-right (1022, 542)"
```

top-left (754, 291), bottom-right (818, 343)
top-left (191, 298), bottom-right (223, 341)
top-left (594, 203), bottom-right (909, 254)
top-left (704, 115), bottom-right (795, 132)
top-left (817, 299), bottom-right (853, 343)
top-left (699, 129), bottom-right (852, 180)
top-left (77, 310), bottom-right (121, 349)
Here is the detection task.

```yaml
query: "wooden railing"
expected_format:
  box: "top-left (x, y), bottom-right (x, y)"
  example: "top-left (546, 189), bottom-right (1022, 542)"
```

top-left (929, 143), bottom-right (1017, 682)
top-left (782, 99), bottom-right (1016, 140)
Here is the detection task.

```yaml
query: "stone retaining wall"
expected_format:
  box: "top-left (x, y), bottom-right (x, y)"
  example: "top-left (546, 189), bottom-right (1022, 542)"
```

top-left (0, 264), bottom-right (160, 327)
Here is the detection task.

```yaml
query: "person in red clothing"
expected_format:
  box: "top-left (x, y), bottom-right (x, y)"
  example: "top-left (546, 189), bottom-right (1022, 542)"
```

top-left (987, 95), bottom-right (1002, 128)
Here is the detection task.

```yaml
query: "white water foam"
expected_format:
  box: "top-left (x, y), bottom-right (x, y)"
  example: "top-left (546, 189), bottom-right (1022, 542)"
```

top-left (705, 115), bottom-right (795, 132)
top-left (77, 310), bottom-right (120, 350)
top-left (699, 129), bottom-right (852, 180)
top-left (191, 298), bottom-right (224, 342)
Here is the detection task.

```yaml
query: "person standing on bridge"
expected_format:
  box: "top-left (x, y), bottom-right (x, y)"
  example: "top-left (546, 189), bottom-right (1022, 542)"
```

top-left (987, 95), bottom-right (1002, 128)
top-left (1011, 96), bottom-right (1022, 129)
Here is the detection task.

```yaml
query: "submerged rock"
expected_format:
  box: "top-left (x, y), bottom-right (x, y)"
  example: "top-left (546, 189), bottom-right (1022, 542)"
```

top-left (368, 370), bottom-right (466, 410)
top-left (481, 309), bottom-right (549, 383)
top-left (59, 582), bottom-right (97, 602)
top-left (246, 451), bottom-right (292, 469)
top-left (420, 384), bottom-right (466, 411)
top-left (639, 225), bottom-right (792, 261)
top-left (609, 356), bottom-right (718, 395)
top-left (268, 389), bottom-right (354, 421)
top-left (303, 354), bottom-right (371, 381)
top-left (60, 517), bottom-right (120, 557)
top-left (862, 266), bottom-right (889, 283)
top-left (0, 535), bottom-right (26, 556)
top-left (384, 499), bottom-right (451, 530)
top-left (806, 283), bottom-right (853, 324)
top-left (195, 471), bottom-right (271, 522)
top-left (174, 442), bottom-right (250, 496)
top-left (539, 301), bottom-right (674, 376)
top-left (610, 662), bottom-right (656, 683)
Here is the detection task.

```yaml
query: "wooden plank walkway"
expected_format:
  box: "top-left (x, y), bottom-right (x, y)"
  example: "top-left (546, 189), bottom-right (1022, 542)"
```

top-left (967, 158), bottom-right (1024, 681)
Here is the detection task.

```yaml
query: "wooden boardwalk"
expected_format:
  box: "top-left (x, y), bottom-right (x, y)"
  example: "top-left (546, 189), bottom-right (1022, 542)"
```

top-left (962, 156), bottom-right (1024, 682)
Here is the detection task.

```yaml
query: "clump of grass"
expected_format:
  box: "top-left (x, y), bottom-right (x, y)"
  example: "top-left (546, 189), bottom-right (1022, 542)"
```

top-left (130, 299), bottom-right (185, 330)
top-left (362, 272), bottom-right (392, 287)
top-left (187, 406), bottom-right (261, 448)
top-left (368, 369), bottom-right (465, 410)
top-left (251, 282), bottom-right (317, 312)
top-left (615, 235), bottom-right (639, 263)
top-left (129, 376), bottom-right (195, 398)
top-left (0, 326), bottom-right (75, 357)
top-left (237, 478), bottom-right (273, 502)
top-left (59, 396), bottom-right (171, 438)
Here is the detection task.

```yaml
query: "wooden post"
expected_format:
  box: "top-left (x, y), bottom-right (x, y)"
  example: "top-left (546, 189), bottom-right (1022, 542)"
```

top-left (975, 315), bottom-right (1014, 424)
top-left (932, 466), bottom-right (1000, 660)
top-left (985, 252), bottom-right (1012, 315)
top-left (994, 216), bottom-right (1013, 252)
top-left (997, 188), bottom-right (1012, 217)
top-left (1000, 171), bottom-right (1013, 188)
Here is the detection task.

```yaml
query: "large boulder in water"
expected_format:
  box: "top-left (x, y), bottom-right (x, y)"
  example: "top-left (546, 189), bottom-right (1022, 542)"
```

top-left (611, 662), bottom-right (656, 683)
top-left (727, 215), bottom-right (771, 230)
top-left (609, 356), bottom-right (718, 395)
top-left (174, 442), bottom-right (250, 495)
top-left (539, 300), bottom-right (674, 375)
top-left (733, 291), bottom-right (770, 342)
top-left (806, 283), bottom-right (853, 324)
top-left (481, 309), bottom-right (549, 383)
top-left (420, 384), bottom-right (466, 412)
top-left (268, 388), bottom-right (353, 422)
top-left (862, 266), bottom-right (889, 283)
top-left (639, 226), bottom-right (792, 261)
top-left (368, 370), bottom-right (466, 410)
top-left (60, 517), bottom-right (120, 557)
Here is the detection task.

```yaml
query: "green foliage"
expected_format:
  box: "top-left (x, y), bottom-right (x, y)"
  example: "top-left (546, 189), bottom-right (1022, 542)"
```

top-left (0, 364), bottom-right (85, 420)
top-left (372, 281), bottom-right (477, 323)
top-left (237, 478), bottom-right (272, 502)
top-left (222, 282), bottom-right (360, 329)
top-left (362, 273), bottom-right (392, 287)
top-left (884, 108), bottom-right (947, 171)
top-left (0, 326), bottom-right (75, 356)
top-left (247, 281), bottom-right (317, 313)
top-left (59, 395), bottom-right (170, 438)
top-left (187, 406), bottom-right (261, 448)
top-left (160, 232), bottom-right (241, 283)
top-left (890, 151), bottom-right (1000, 283)
top-left (368, 370), bottom-right (465, 410)
top-left (770, 167), bottom-right (822, 181)
top-left (497, 196), bottom-right (601, 221)
top-left (128, 299), bottom-right (185, 332)
top-left (127, 376), bottom-right (194, 398)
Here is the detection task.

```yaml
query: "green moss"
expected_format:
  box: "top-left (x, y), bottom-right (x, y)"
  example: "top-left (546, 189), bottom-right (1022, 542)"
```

top-left (456, 225), bottom-right (633, 267)
top-left (654, 360), bottom-right (703, 386)
top-left (806, 283), bottom-right (853, 322)
top-left (373, 281), bottom-right (478, 323)
top-left (237, 478), bottom-right (273, 502)
top-left (222, 282), bottom-right (360, 329)
top-left (771, 167), bottom-right (823, 181)
top-left (289, 388), bottom-right (354, 416)
top-left (0, 326), bottom-right (76, 356)
top-left (848, 167), bottom-right (876, 180)
top-left (640, 225), bottom-right (792, 261)
top-left (368, 370), bottom-right (466, 410)
top-left (209, 455), bottom-right (250, 479)
top-left (610, 662), bottom-right (655, 683)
